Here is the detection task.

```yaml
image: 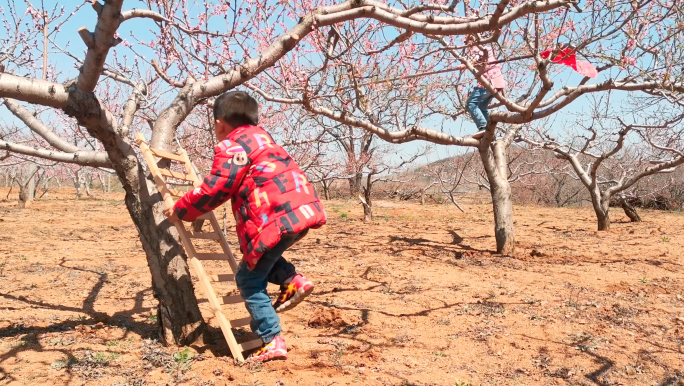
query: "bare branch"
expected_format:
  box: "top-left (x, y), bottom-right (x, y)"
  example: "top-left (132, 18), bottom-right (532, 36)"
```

top-left (0, 139), bottom-right (110, 168)
top-left (0, 73), bottom-right (68, 108)
top-left (314, 0), bottom-right (574, 34)
top-left (77, 0), bottom-right (124, 93)
top-left (4, 98), bottom-right (79, 152)
top-left (121, 8), bottom-right (168, 22)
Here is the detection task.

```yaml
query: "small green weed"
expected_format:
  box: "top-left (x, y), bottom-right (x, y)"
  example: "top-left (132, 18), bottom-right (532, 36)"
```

top-left (639, 277), bottom-right (649, 284)
top-left (80, 351), bottom-right (119, 367)
top-left (662, 235), bottom-right (670, 242)
top-left (340, 212), bottom-right (348, 218)
top-left (173, 348), bottom-right (194, 373)
top-left (94, 352), bottom-right (108, 365)
top-left (51, 357), bottom-right (77, 369)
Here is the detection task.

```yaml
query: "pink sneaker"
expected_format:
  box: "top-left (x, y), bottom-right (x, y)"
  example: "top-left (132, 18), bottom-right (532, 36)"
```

top-left (273, 274), bottom-right (314, 313)
top-left (246, 336), bottom-right (287, 362)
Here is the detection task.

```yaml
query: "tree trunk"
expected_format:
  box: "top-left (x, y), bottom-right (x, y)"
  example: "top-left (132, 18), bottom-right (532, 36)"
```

top-left (596, 209), bottom-right (610, 231)
top-left (591, 194), bottom-right (611, 231)
top-left (65, 90), bottom-right (206, 346)
top-left (361, 199), bottom-right (372, 221)
top-left (17, 184), bottom-right (27, 209)
top-left (74, 174), bottom-right (83, 199)
top-left (27, 164), bottom-right (37, 201)
top-left (85, 175), bottom-right (92, 196)
top-left (620, 197), bottom-right (641, 222)
top-left (93, 154), bottom-right (207, 345)
top-left (349, 172), bottom-right (363, 198)
top-left (488, 178), bottom-right (514, 253)
top-left (479, 138), bottom-right (515, 255)
top-left (98, 174), bottom-right (106, 193)
top-left (359, 188), bottom-right (373, 222)
top-left (128, 169), bottom-right (206, 345)
top-left (322, 180), bottom-right (330, 200)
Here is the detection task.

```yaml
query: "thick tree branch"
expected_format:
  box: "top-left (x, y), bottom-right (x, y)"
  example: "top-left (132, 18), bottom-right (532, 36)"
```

top-left (0, 73), bottom-right (69, 108)
top-left (489, 0), bottom-right (511, 26)
top-left (497, 80), bottom-right (684, 123)
top-left (3, 99), bottom-right (79, 153)
top-left (121, 8), bottom-right (167, 22)
top-left (77, 0), bottom-right (124, 93)
top-left (588, 128), bottom-right (629, 182)
top-left (0, 139), bottom-right (110, 167)
top-left (315, 0), bottom-right (573, 34)
top-left (250, 84), bottom-right (479, 146)
top-left (308, 103), bottom-right (479, 146)
top-left (120, 83), bottom-right (147, 136)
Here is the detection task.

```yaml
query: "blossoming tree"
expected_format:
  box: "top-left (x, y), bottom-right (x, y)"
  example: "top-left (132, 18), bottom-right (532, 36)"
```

top-left (0, 0), bottom-right (567, 344)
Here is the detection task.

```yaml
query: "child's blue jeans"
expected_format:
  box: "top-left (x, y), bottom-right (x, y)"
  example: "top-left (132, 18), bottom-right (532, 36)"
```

top-left (235, 230), bottom-right (306, 343)
top-left (467, 87), bottom-right (494, 129)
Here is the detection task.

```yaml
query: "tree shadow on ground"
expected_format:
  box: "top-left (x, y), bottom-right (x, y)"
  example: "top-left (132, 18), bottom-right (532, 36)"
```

top-left (388, 230), bottom-right (495, 258)
top-left (0, 258), bottom-right (157, 383)
top-left (522, 334), bottom-right (683, 386)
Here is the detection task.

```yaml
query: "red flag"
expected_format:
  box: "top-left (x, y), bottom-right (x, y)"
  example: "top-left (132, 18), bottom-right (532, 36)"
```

top-left (540, 48), bottom-right (598, 78)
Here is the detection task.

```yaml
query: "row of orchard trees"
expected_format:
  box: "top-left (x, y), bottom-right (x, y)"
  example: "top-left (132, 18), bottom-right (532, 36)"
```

top-left (0, 0), bottom-right (682, 345)
top-left (0, 161), bottom-right (117, 203)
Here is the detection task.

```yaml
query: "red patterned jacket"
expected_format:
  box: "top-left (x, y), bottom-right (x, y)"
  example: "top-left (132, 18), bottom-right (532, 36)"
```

top-left (173, 125), bottom-right (326, 268)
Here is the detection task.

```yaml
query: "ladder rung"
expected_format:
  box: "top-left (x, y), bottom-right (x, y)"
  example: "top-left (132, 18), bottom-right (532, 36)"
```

top-left (190, 232), bottom-right (220, 240)
top-left (230, 317), bottom-right (252, 328)
top-left (169, 188), bottom-right (184, 198)
top-left (210, 274), bottom-right (235, 282)
top-left (149, 147), bottom-right (186, 162)
top-left (240, 339), bottom-right (264, 352)
top-left (194, 253), bottom-right (230, 261)
top-left (159, 168), bottom-right (193, 181)
top-left (218, 295), bottom-right (243, 305)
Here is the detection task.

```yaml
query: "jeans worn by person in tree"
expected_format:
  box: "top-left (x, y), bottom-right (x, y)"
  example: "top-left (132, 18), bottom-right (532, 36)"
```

top-left (467, 87), bottom-right (494, 130)
top-left (235, 230), bottom-right (308, 343)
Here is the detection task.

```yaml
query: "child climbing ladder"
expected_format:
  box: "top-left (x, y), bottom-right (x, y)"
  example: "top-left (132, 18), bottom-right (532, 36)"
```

top-left (135, 132), bottom-right (263, 362)
top-left (139, 91), bottom-right (326, 362)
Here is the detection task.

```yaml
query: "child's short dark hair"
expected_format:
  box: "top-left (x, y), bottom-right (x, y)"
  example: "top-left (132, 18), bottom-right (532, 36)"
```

top-left (213, 91), bottom-right (259, 128)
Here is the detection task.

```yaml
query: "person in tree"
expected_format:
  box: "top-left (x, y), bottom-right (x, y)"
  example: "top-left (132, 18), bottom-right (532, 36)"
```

top-left (164, 91), bottom-right (326, 362)
top-left (458, 35), bottom-right (507, 139)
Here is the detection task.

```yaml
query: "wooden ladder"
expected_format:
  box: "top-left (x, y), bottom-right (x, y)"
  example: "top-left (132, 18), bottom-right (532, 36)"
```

top-left (135, 133), bottom-right (261, 362)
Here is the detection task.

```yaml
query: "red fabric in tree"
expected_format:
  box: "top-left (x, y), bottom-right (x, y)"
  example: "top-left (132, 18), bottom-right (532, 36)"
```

top-left (540, 48), bottom-right (598, 78)
top-left (173, 125), bottom-right (327, 269)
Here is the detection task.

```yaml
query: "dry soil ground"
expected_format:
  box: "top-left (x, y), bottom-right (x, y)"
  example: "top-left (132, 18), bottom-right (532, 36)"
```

top-left (0, 188), bottom-right (683, 386)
